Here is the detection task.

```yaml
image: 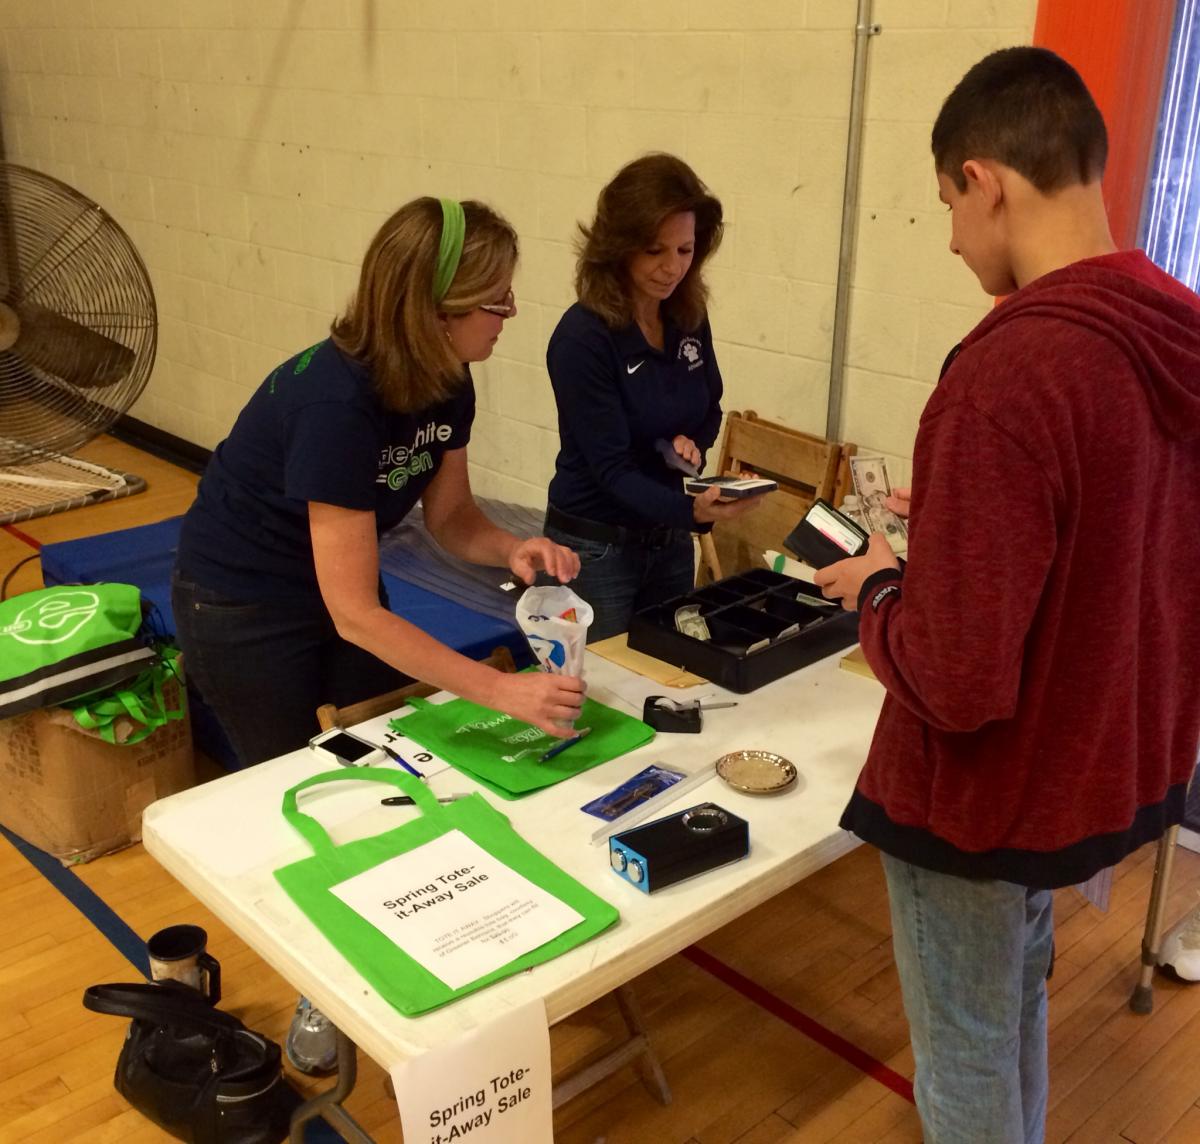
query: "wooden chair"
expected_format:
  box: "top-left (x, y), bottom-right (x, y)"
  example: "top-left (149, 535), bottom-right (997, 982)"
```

top-left (697, 410), bottom-right (856, 583)
top-left (310, 641), bottom-right (671, 1117)
top-left (315, 645), bottom-right (517, 731)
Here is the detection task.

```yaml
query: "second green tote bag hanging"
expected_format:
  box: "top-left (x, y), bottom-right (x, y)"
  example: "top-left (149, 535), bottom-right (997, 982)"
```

top-left (273, 767), bottom-right (619, 1016)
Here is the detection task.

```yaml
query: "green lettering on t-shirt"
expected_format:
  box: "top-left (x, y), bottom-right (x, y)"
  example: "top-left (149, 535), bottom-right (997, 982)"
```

top-left (386, 451), bottom-right (434, 490)
top-left (293, 341), bottom-right (324, 375)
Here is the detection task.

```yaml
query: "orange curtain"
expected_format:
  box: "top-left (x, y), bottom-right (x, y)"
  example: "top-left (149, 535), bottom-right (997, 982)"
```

top-left (1034, 0), bottom-right (1177, 248)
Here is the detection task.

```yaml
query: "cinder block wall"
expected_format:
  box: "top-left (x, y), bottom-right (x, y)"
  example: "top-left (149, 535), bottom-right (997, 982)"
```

top-left (0, 0), bottom-right (1035, 503)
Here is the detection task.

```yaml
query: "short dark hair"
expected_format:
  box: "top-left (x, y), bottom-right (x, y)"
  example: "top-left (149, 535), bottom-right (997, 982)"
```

top-left (932, 46), bottom-right (1108, 192)
top-left (575, 153), bottom-right (723, 332)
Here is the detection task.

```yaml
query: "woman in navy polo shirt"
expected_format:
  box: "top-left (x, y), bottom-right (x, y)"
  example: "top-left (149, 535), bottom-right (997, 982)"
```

top-left (173, 199), bottom-right (584, 771)
top-left (544, 154), bottom-right (758, 641)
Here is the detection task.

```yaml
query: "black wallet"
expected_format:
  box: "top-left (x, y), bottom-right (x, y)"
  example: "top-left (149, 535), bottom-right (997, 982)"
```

top-left (784, 499), bottom-right (870, 568)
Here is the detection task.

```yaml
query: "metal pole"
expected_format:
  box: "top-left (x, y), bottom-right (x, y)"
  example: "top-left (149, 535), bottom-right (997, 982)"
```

top-left (825, 1), bottom-right (881, 443)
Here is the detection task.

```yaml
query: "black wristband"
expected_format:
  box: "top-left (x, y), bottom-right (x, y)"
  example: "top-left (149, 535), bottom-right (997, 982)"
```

top-left (858, 568), bottom-right (903, 613)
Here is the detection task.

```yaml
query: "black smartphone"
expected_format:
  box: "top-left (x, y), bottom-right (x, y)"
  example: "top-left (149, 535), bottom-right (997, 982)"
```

top-left (307, 728), bottom-right (386, 766)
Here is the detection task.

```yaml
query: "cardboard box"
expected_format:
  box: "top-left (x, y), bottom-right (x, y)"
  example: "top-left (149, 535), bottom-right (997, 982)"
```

top-left (0, 675), bottom-right (194, 864)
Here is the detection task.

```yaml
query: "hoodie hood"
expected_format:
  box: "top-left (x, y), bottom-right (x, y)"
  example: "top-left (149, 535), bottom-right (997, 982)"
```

top-left (962, 251), bottom-right (1200, 442)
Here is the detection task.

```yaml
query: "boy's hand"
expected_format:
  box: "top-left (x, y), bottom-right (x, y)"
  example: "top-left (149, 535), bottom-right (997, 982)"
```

top-left (812, 533), bottom-right (901, 611)
top-left (886, 486), bottom-right (912, 517)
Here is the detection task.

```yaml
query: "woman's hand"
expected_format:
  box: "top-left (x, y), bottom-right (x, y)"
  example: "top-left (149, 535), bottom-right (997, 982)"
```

top-left (509, 537), bottom-right (580, 585)
top-left (672, 435), bottom-right (701, 470)
top-left (690, 477), bottom-right (766, 525)
top-left (489, 670), bottom-right (586, 738)
top-left (886, 486), bottom-right (912, 517)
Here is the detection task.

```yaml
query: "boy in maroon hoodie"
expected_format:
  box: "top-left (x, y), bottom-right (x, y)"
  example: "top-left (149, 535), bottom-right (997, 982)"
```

top-left (814, 47), bottom-right (1200, 1143)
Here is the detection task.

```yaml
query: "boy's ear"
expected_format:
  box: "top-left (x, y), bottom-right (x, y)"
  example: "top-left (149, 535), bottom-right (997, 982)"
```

top-left (961, 159), bottom-right (1004, 208)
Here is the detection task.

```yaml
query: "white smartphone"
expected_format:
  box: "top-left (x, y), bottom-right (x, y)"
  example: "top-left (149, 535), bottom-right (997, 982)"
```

top-left (307, 728), bottom-right (387, 767)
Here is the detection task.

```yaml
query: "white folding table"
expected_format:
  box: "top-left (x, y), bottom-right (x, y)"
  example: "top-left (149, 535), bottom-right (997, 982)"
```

top-left (143, 649), bottom-right (883, 1141)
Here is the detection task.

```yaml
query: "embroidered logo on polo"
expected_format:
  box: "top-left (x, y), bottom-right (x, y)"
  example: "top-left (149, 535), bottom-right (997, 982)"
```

top-left (378, 419), bottom-right (454, 489)
top-left (678, 337), bottom-right (703, 371)
top-left (626, 360), bottom-right (645, 375)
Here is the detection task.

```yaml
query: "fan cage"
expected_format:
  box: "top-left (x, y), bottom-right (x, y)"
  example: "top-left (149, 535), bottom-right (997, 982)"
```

top-left (0, 163), bottom-right (157, 467)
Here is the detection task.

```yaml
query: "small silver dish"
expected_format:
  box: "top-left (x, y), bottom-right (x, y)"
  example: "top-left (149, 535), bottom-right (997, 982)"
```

top-left (715, 750), bottom-right (798, 795)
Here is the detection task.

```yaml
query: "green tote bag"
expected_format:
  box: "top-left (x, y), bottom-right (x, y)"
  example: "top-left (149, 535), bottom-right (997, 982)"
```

top-left (390, 689), bottom-right (654, 799)
top-left (273, 767), bottom-right (619, 1016)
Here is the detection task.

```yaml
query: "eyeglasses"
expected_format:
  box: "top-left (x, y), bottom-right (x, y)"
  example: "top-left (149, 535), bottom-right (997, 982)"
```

top-left (478, 290), bottom-right (516, 317)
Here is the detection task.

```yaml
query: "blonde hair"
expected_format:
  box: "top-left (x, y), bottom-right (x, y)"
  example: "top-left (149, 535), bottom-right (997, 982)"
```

top-left (576, 153), bottom-right (723, 332)
top-left (331, 198), bottom-right (518, 412)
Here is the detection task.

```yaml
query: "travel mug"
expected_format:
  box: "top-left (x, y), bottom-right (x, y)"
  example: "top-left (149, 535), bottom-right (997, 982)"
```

top-left (145, 924), bottom-right (221, 1004)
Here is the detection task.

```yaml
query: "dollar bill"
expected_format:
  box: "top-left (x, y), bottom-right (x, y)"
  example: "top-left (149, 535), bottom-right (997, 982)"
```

top-left (796, 590), bottom-right (840, 609)
top-left (849, 455), bottom-right (908, 548)
top-left (849, 454), bottom-right (892, 500)
top-left (674, 604), bottom-right (711, 641)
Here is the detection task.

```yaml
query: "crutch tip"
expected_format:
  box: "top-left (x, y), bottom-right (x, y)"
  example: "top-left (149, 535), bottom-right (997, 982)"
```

top-left (1129, 984), bottom-right (1154, 1015)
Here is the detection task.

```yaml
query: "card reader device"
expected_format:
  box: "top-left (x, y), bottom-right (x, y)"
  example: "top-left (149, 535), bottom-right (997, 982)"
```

top-left (609, 803), bottom-right (750, 893)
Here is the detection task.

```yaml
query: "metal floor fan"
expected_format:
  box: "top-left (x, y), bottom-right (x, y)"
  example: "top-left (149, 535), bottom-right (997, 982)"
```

top-left (0, 163), bottom-right (157, 524)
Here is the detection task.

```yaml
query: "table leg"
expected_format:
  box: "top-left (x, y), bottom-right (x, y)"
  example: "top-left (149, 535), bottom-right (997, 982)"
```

top-left (551, 984), bottom-right (671, 1109)
top-left (289, 1026), bottom-right (376, 1143)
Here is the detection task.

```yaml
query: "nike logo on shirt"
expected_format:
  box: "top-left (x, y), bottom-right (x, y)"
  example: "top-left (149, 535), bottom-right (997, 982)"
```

top-left (626, 360), bottom-right (645, 374)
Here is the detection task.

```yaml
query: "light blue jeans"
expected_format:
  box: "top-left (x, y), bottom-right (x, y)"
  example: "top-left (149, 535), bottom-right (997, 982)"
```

top-left (881, 853), bottom-right (1055, 1144)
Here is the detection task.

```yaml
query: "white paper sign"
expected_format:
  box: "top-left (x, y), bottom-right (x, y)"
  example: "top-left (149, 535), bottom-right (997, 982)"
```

top-left (391, 999), bottom-right (553, 1144)
top-left (329, 830), bottom-right (584, 989)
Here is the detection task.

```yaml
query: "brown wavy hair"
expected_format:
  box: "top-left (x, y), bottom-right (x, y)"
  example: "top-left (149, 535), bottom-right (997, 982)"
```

top-left (575, 153), bottom-right (723, 332)
top-left (331, 198), bottom-right (518, 412)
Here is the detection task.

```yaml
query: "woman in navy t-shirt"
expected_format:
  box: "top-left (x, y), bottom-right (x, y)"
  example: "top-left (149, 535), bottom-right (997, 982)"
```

top-left (544, 154), bottom-right (759, 641)
top-left (174, 199), bottom-right (583, 769)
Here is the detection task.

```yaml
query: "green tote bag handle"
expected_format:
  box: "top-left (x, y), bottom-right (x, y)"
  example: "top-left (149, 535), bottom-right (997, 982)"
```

top-left (281, 766), bottom-right (435, 856)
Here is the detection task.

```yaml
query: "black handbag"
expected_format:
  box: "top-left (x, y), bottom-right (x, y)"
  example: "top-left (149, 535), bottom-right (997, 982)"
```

top-left (82, 981), bottom-right (300, 1143)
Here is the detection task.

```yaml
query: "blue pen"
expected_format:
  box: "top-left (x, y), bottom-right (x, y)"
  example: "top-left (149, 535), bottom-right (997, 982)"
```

top-left (379, 741), bottom-right (425, 780)
top-left (539, 726), bottom-right (592, 763)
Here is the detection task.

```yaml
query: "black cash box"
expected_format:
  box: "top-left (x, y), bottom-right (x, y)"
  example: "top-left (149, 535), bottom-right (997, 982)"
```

top-left (626, 568), bottom-right (859, 693)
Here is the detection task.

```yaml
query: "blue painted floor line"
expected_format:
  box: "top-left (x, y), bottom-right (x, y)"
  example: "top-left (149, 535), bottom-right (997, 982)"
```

top-left (2, 823), bottom-right (151, 978)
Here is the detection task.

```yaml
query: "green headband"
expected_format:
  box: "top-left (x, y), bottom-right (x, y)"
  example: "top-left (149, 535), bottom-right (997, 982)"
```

top-left (432, 198), bottom-right (465, 304)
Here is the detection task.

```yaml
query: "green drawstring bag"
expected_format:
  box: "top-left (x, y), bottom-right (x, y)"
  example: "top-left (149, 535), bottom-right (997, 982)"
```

top-left (273, 767), bottom-right (619, 1016)
top-left (70, 646), bottom-right (186, 745)
top-left (389, 688), bottom-right (655, 799)
top-left (0, 582), bottom-right (158, 719)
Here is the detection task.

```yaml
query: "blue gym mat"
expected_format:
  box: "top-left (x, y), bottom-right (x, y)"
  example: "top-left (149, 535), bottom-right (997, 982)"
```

top-left (39, 515), bottom-right (528, 770)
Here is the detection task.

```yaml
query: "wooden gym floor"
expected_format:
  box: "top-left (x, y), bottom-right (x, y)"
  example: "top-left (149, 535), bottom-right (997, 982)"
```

top-left (2, 436), bottom-right (1200, 1143)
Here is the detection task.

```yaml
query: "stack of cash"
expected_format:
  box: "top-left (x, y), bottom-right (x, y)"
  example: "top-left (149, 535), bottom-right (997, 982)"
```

top-left (847, 455), bottom-right (909, 555)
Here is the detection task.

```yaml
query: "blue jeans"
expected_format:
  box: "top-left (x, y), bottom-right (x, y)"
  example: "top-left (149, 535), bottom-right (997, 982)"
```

top-left (881, 853), bottom-right (1054, 1144)
top-left (543, 522), bottom-right (696, 643)
top-left (171, 575), bottom-right (409, 767)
